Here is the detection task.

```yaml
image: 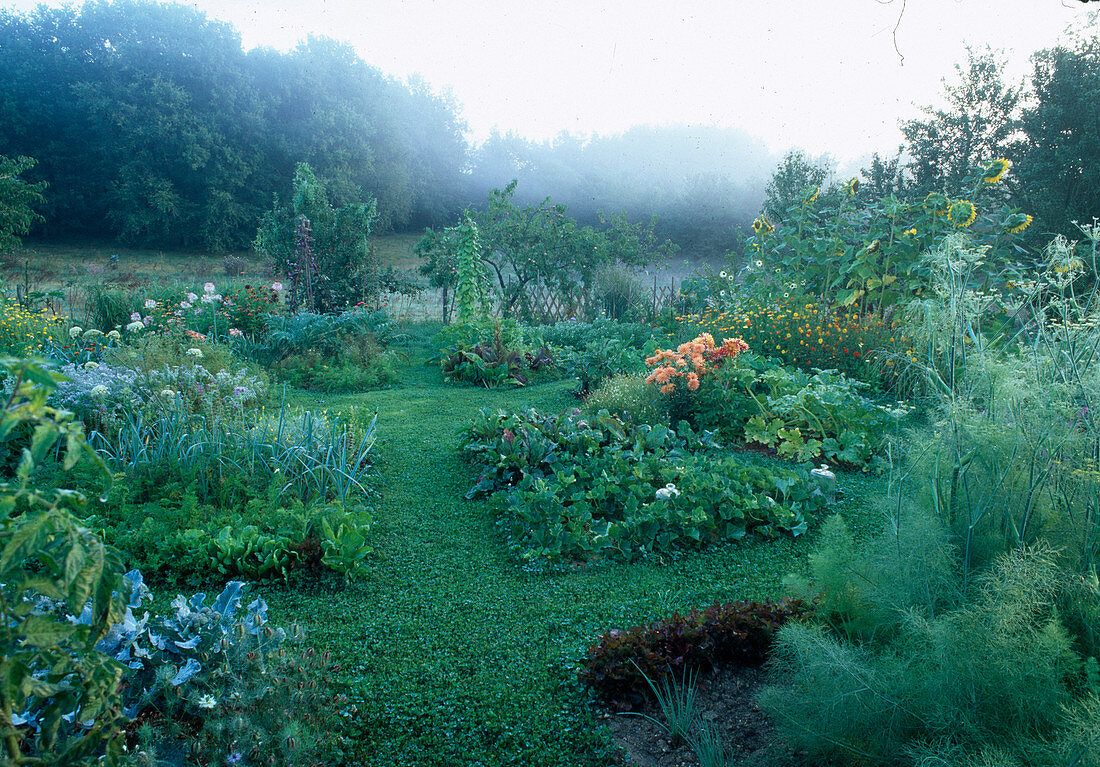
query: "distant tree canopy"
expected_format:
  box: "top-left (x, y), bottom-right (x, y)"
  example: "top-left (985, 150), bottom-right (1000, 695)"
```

top-left (900, 47), bottom-right (1022, 195)
top-left (1013, 30), bottom-right (1100, 240)
top-left (466, 125), bottom-right (774, 256)
top-left (1, 0), bottom-right (1094, 263)
top-left (0, 0), bottom-right (468, 251)
top-left (0, 155), bottom-right (46, 253)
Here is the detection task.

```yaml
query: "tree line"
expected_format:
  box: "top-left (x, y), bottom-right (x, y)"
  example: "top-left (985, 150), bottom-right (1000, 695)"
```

top-left (0, 0), bottom-right (468, 251)
top-left (0, 1), bottom-right (1097, 257)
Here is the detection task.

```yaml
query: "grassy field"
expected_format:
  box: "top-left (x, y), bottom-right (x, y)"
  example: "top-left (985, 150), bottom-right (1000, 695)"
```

top-left (261, 330), bottom-right (879, 765)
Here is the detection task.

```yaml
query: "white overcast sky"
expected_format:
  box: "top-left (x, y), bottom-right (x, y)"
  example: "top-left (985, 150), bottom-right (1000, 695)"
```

top-left (6, 0), bottom-right (1098, 163)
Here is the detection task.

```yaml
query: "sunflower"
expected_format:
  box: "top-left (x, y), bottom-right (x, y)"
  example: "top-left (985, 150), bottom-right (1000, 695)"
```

top-left (947, 200), bottom-right (977, 228)
top-left (751, 215), bottom-right (775, 236)
top-left (923, 192), bottom-right (949, 216)
top-left (983, 158), bottom-right (1012, 184)
top-left (1006, 213), bottom-right (1033, 234)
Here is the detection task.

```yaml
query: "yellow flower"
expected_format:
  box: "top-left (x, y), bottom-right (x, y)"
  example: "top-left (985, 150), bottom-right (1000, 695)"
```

top-left (1007, 214), bottom-right (1033, 234)
top-left (947, 200), bottom-right (977, 228)
top-left (751, 215), bottom-right (775, 236)
top-left (983, 158), bottom-right (1012, 184)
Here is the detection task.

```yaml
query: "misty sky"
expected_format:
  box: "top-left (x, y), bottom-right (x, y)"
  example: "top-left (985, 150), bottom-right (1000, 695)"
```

top-left (7, 0), bottom-right (1097, 163)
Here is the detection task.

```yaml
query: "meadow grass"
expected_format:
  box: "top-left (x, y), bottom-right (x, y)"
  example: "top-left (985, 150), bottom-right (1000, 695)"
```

top-left (265, 332), bottom-right (879, 765)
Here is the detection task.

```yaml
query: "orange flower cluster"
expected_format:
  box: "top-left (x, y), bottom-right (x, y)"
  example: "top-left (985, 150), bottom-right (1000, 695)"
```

top-left (645, 333), bottom-right (749, 394)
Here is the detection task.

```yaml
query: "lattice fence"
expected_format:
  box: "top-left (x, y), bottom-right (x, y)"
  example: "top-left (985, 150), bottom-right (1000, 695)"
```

top-left (524, 285), bottom-right (588, 323)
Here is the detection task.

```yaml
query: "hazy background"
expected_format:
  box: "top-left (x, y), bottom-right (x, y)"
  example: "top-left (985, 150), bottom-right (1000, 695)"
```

top-left (0, 0), bottom-right (1096, 258)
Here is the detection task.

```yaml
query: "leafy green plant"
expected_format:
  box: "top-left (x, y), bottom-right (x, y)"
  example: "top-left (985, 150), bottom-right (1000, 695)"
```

top-left (561, 337), bottom-right (645, 396)
top-left (462, 408), bottom-right (825, 562)
top-left (584, 373), bottom-right (664, 425)
top-left (647, 335), bottom-right (904, 470)
top-left (896, 227), bottom-right (1100, 574)
top-left (98, 575), bottom-right (350, 766)
top-left (744, 158), bottom-right (1031, 316)
top-left (440, 321), bottom-right (553, 388)
top-left (85, 403), bottom-right (377, 581)
top-left (762, 537), bottom-right (1100, 766)
top-left (689, 719), bottom-right (735, 767)
top-left (0, 358), bottom-right (127, 765)
top-left (453, 211), bottom-right (489, 323)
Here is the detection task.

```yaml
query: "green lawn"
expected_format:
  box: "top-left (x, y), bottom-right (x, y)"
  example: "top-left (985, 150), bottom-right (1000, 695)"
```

top-left (263, 339), bottom-right (879, 765)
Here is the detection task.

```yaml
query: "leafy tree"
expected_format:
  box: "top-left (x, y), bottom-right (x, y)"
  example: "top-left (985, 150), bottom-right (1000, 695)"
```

top-left (0, 155), bottom-right (46, 253)
top-left (1014, 31), bottom-right (1100, 240)
top-left (901, 47), bottom-right (1022, 193)
top-left (763, 150), bottom-right (831, 224)
top-left (419, 181), bottom-right (675, 319)
top-left (253, 162), bottom-right (378, 312)
top-left (858, 152), bottom-right (912, 201)
top-left (0, 2), bottom-right (469, 250)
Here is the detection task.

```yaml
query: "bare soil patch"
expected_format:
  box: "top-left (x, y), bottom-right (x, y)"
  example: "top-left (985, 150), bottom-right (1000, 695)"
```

top-left (599, 665), bottom-right (811, 767)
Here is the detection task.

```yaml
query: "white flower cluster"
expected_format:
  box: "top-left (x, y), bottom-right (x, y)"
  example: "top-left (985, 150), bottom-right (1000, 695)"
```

top-left (654, 483), bottom-right (680, 501)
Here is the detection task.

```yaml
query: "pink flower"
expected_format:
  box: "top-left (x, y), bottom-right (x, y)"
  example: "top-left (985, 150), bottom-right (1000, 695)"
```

top-left (271, 282), bottom-right (284, 292)
top-left (130, 312), bottom-right (141, 322)
top-left (203, 282), bottom-right (216, 294)
top-left (229, 328), bottom-right (243, 337)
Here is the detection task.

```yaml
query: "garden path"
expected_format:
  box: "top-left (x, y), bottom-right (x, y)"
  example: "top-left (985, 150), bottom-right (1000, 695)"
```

top-left (269, 355), bottom-right (866, 766)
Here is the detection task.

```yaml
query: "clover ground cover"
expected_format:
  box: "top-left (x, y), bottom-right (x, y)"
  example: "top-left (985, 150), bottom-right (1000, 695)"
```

top-left (266, 340), bottom-right (879, 765)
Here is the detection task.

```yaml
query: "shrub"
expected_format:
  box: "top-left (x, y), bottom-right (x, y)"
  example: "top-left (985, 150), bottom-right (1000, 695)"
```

top-left (679, 297), bottom-right (912, 385)
top-left (584, 373), bottom-right (664, 425)
top-left (222, 254), bottom-right (248, 276)
top-left (240, 308), bottom-right (400, 392)
top-left (0, 296), bottom-right (65, 356)
top-left (580, 599), bottom-right (809, 705)
top-left (221, 282), bottom-right (280, 338)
